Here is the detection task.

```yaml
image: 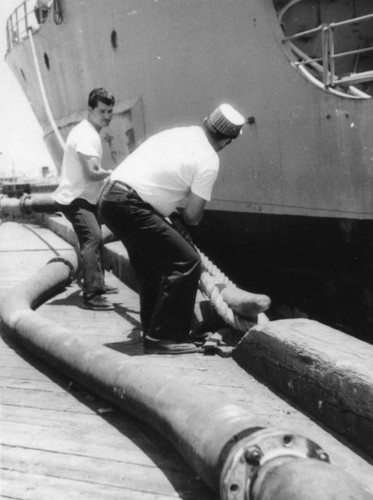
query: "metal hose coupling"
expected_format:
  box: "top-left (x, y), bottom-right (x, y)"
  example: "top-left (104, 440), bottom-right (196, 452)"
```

top-left (0, 193), bottom-right (61, 217)
top-left (219, 427), bottom-right (373, 500)
top-left (19, 193), bottom-right (33, 215)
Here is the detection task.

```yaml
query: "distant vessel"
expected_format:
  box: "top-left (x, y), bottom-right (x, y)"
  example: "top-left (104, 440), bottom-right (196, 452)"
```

top-left (5, 0), bottom-right (373, 339)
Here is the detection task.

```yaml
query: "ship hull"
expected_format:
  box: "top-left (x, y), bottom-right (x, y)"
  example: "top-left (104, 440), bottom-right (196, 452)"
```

top-left (5, 0), bottom-right (373, 338)
top-left (5, 0), bottom-right (373, 219)
top-left (195, 210), bottom-right (373, 341)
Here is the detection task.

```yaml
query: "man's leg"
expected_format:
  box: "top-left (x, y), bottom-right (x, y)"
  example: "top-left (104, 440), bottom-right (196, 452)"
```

top-left (105, 200), bottom-right (200, 339)
top-left (144, 224), bottom-right (201, 342)
top-left (100, 186), bottom-right (201, 344)
top-left (65, 199), bottom-right (113, 310)
top-left (129, 249), bottom-right (160, 336)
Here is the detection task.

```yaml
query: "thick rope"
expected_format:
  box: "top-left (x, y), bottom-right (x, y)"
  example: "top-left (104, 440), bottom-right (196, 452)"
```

top-left (198, 251), bottom-right (268, 332)
top-left (199, 249), bottom-right (234, 287)
top-left (169, 215), bottom-right (268, 332)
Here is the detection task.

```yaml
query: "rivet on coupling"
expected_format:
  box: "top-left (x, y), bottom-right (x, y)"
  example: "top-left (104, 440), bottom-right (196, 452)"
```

top-left (282, 434), bottom-right (293, 447)
top-left (244, 447), bottom-right (262, 466)
top-left (229, 483), bottom-right (240, 494)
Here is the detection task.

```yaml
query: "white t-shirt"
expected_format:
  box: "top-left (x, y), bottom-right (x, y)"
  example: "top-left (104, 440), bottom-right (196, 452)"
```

top-left (53, 119), bottom-right (103, 205)
top-left (110, 126), bottom-right (219, 216)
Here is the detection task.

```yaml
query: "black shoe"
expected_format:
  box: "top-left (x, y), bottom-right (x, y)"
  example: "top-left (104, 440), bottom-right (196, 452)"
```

top-left (83, 295), bottom-right (114, 311)
top-left (143, 336), bottom-right (199, 355)
top-left (98, 284), bottom-right (119, 295)
top-left (189, 330), bottom-right (213, 344)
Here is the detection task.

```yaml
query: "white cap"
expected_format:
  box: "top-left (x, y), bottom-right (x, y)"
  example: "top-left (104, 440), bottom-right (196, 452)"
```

top-left (207, 103), bottom-right (245, 138)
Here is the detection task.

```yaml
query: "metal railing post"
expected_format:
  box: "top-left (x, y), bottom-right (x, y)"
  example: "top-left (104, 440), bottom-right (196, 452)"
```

top-left (321, 24), bottom-right (330, 86)
top-left (6, 19), bottom-right (11, 52)
top-left (329, 26), bottom-right (335, 86)
top-left (24, 1), bottom-right (29, 34)
top-left (10, 14), bottom-right (16, 47)
top-left (281, 12), bottom-right (373, 92)
top-left (15, 7), bottom-right (19, 42)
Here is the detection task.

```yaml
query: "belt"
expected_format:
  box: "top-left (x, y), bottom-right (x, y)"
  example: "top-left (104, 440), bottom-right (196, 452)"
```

top-left (99, 179), bottom-right (136, 207)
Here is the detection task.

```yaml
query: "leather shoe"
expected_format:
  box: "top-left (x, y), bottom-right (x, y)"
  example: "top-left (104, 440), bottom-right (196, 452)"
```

top-left (98, 284), bottom-right (119, 295)
top-left (144, 336), bottom-right (199, 355)
top-left (83, 295), bottom-right (114, 311)
top-left (189, 328), bottom-right (213, 344)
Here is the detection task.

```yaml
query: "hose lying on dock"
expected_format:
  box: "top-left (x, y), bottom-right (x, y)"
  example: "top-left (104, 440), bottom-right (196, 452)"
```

top-left (0, 247), bottom-right (372, 499)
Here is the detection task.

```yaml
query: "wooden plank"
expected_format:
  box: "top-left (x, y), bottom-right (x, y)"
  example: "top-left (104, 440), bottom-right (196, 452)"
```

top-left (0, 390), bottom-right (217, 499)
top-left (1, 470), bottom-right (199, 500)
top-left (0, 222), bottom-right (53, 252)
top-left (1, 377), bottom-right (74, 392)
top-left (1, 446), bottom-right (209, 498)
top-left (234, 318), bottom-right (373, 457)
top-left (0, 366), bottom-right (62, 381)
top-left (1, 386), bottom-right (98, 412)
top-left (2, 420), bottom-right (188, 472)
top-left (0, 356), bottom-right (215, 499)
top-left (1, 405), bottom-right (182, 463)
top-left (1, 392), bottom-right (213, 496)
top-left (0, 222), bottom-right (218, 499)
top-left (1, 404), bottom-right (125, 431)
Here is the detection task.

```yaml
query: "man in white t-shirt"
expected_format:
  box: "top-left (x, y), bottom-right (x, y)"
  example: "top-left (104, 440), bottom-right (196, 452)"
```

top-left (53, 88), bottom-right (117, 310)
top-left (99, 103), bottom-right (246, 353)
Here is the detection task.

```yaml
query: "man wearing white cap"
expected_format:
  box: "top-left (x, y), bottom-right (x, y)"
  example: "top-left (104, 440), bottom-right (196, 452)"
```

top-left (99, 104), bottom-right (246, 354)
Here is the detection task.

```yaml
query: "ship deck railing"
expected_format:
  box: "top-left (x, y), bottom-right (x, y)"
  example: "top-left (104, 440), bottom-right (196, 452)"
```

top-left (6, 0), bottom-right (39, 52)
top-left (5, 0), bottom-right (62, 53)
top-left (281, 12), bottom-right (373, 95)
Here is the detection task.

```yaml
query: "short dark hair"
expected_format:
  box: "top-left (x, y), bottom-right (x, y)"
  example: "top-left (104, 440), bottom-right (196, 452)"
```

top-left (88, 88), bottom-right (115, 109)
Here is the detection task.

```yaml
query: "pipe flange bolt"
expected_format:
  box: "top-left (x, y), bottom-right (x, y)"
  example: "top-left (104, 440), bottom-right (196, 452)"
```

top-left (220, 428), bottom-right (329, 500)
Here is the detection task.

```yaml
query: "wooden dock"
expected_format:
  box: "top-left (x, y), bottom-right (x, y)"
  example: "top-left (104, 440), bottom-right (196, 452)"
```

top-left (1, 219), bottom-right (373, 499)
top-left (0, 222), bottom-right (216, 499)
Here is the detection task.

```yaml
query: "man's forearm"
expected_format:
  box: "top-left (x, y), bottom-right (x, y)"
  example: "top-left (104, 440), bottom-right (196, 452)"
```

top-left (90, 167), bottom-right (111, 181)
top-left (79, 153), bottom-right (111, 181)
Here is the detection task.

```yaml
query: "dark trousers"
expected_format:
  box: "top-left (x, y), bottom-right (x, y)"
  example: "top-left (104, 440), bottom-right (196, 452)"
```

top-left (64, 198), bottom-right (105, 298)
top-left (99, 181), bottom-right (201, 341)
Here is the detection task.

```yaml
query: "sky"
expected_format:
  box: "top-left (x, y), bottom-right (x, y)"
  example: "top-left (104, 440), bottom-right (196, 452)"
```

top-left (0, 0), bottom-right (56, 180)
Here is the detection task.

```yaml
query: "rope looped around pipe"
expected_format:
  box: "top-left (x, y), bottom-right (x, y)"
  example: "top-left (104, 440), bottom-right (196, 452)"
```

top-left (48, 257), bottom-right (76, 282)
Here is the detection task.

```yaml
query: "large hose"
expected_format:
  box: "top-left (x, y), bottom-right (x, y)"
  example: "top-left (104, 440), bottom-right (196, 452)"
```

top-left (0, 194), bottom-right (61, 218)
top-left (0, 237), bottom-right (372, 499)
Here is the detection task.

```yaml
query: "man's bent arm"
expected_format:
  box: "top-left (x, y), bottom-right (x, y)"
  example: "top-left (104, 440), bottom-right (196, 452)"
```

top-left (78, 152), bottom-right (110, 181)
top-left (183, 192), bottom-right (206, 225)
